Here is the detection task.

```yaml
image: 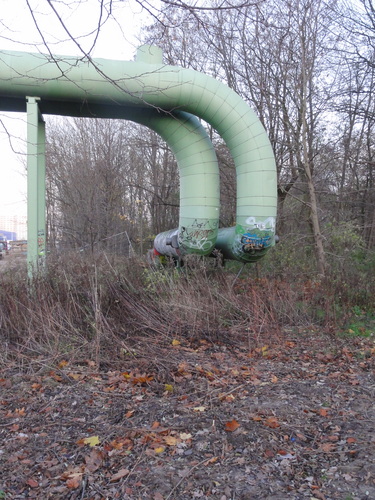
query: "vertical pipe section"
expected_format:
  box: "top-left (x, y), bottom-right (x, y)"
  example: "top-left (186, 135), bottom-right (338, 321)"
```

top-left (116, 108), bottom-right (220, 257)
top-left (26, 97), bottom-right (39, 275)
top-left (26, 96), bottom-right (45, 275)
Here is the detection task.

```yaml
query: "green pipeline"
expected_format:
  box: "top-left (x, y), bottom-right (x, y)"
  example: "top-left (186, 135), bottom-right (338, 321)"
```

top-left (0, 45), bottom-right (277, 262)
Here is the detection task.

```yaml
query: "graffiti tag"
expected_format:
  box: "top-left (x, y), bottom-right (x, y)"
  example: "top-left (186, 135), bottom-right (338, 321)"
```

top-left (241, 232), bottom-right (272, 252)
top-left (179, 219), bottom-right (218, 252)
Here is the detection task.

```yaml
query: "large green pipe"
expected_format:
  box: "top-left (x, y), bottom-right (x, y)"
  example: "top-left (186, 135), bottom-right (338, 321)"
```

top-left (0, 45), bottom-right (277, 262)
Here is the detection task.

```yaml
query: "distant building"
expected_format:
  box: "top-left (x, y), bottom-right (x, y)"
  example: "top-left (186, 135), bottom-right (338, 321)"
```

top-left (0, 230), bottom-right (17, 241)
top-left (0, 214), bottom-right (27, 239)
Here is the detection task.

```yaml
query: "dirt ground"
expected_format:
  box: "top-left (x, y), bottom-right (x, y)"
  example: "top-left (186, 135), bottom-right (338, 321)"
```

top-left (0, 329), bottom-right (374, 500)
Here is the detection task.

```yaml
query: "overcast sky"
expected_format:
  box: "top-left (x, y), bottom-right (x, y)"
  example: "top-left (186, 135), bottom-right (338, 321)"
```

top-left (0, 0), bottom-right (152, 217)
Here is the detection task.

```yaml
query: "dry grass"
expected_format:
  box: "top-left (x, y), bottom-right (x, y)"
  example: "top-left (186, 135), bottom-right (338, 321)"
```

top-left (0, 251), bottom-right (373, 372)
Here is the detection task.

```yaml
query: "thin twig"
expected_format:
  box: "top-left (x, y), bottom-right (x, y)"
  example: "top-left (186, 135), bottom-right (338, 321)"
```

top-left (80, 475), bottom-right (88, 499)
top-left (232, 264), bottom-right (245, 287)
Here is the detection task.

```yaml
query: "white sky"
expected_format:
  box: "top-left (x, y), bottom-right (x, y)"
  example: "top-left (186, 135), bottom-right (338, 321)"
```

top-left (0, 0), bottom-right (156, 217)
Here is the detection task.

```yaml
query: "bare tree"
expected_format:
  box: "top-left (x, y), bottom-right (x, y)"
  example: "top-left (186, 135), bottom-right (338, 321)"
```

top-left (157, 0), bottom-right (337, 274)
top-left (3, 0), bottom-right (375, 273)
top-left (45, 117), bottom-right (179, 254)
top-left (326, 0), bottom-right (375, 249)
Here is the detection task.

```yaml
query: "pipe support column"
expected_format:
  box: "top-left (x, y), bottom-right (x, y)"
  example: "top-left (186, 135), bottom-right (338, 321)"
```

top-left (26, 96), bottom-right (46, 275)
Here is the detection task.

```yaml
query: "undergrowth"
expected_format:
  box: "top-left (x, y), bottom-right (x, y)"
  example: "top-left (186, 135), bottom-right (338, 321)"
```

top-left (0, 251), bottom-right (373, 371)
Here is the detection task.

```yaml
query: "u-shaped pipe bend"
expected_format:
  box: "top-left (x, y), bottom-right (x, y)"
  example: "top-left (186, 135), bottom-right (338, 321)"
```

top-left (0, 45), bottom-right (277, 262)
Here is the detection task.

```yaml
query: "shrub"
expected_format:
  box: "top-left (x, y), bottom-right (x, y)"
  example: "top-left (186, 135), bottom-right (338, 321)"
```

top-left (0, 246), bottom-right (373, 371)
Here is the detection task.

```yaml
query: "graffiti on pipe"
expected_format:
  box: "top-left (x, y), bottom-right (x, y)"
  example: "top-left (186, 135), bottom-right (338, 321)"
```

top-left (245, 216), bottom-right (276, 232)
top-left (180, 219), bottom-right (218, 253)
top-left (241, 232), bottom-right (272, 252)
top-left (38, 229), bottom-right (45, 257)
top-left (234, 216), bottom-right (275, 256)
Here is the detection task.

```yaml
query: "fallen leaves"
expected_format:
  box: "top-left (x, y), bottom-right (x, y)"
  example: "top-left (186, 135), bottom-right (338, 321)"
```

top-left (1, 331), bottom-right (373, 500)
top-left (0, 377), bottom-right (11, 388)
top-left (131, 374), bottom-right (154, 385)
top-left (108, 436), bottom-right (133, 451)
top-left (319, 442), bottom-right (337, 453)
top-left (179, 433), bottom-right (192, 440)
top-left (120, 372), bottom-right (154, 385)
top-left (154, 446), bottom-right (165, 454)
top-left (264, 416), bottom-right (280, 428)
top-left (319, 408), bottom-right (329, 417)
top-left (60, 467), bottom-right (84, 489)
top-left (26, 478), bottom-right (38, 488)
top-left (225, 419), bottom-right (240, 432)
top-left (81, 435), bottom-right (101, 447)
top-left (164, 435), bottom-right (178, 446)
top-left (110, 468), bottom-right (130, 482)
top-left (66, 477), bottom-right (81, 490)
top-left (251, 413), bottom-right (280, 428)
top-left (85, 449), bottom-right (104, 472)
top-left (193, 406), bottom-right (206, 412)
